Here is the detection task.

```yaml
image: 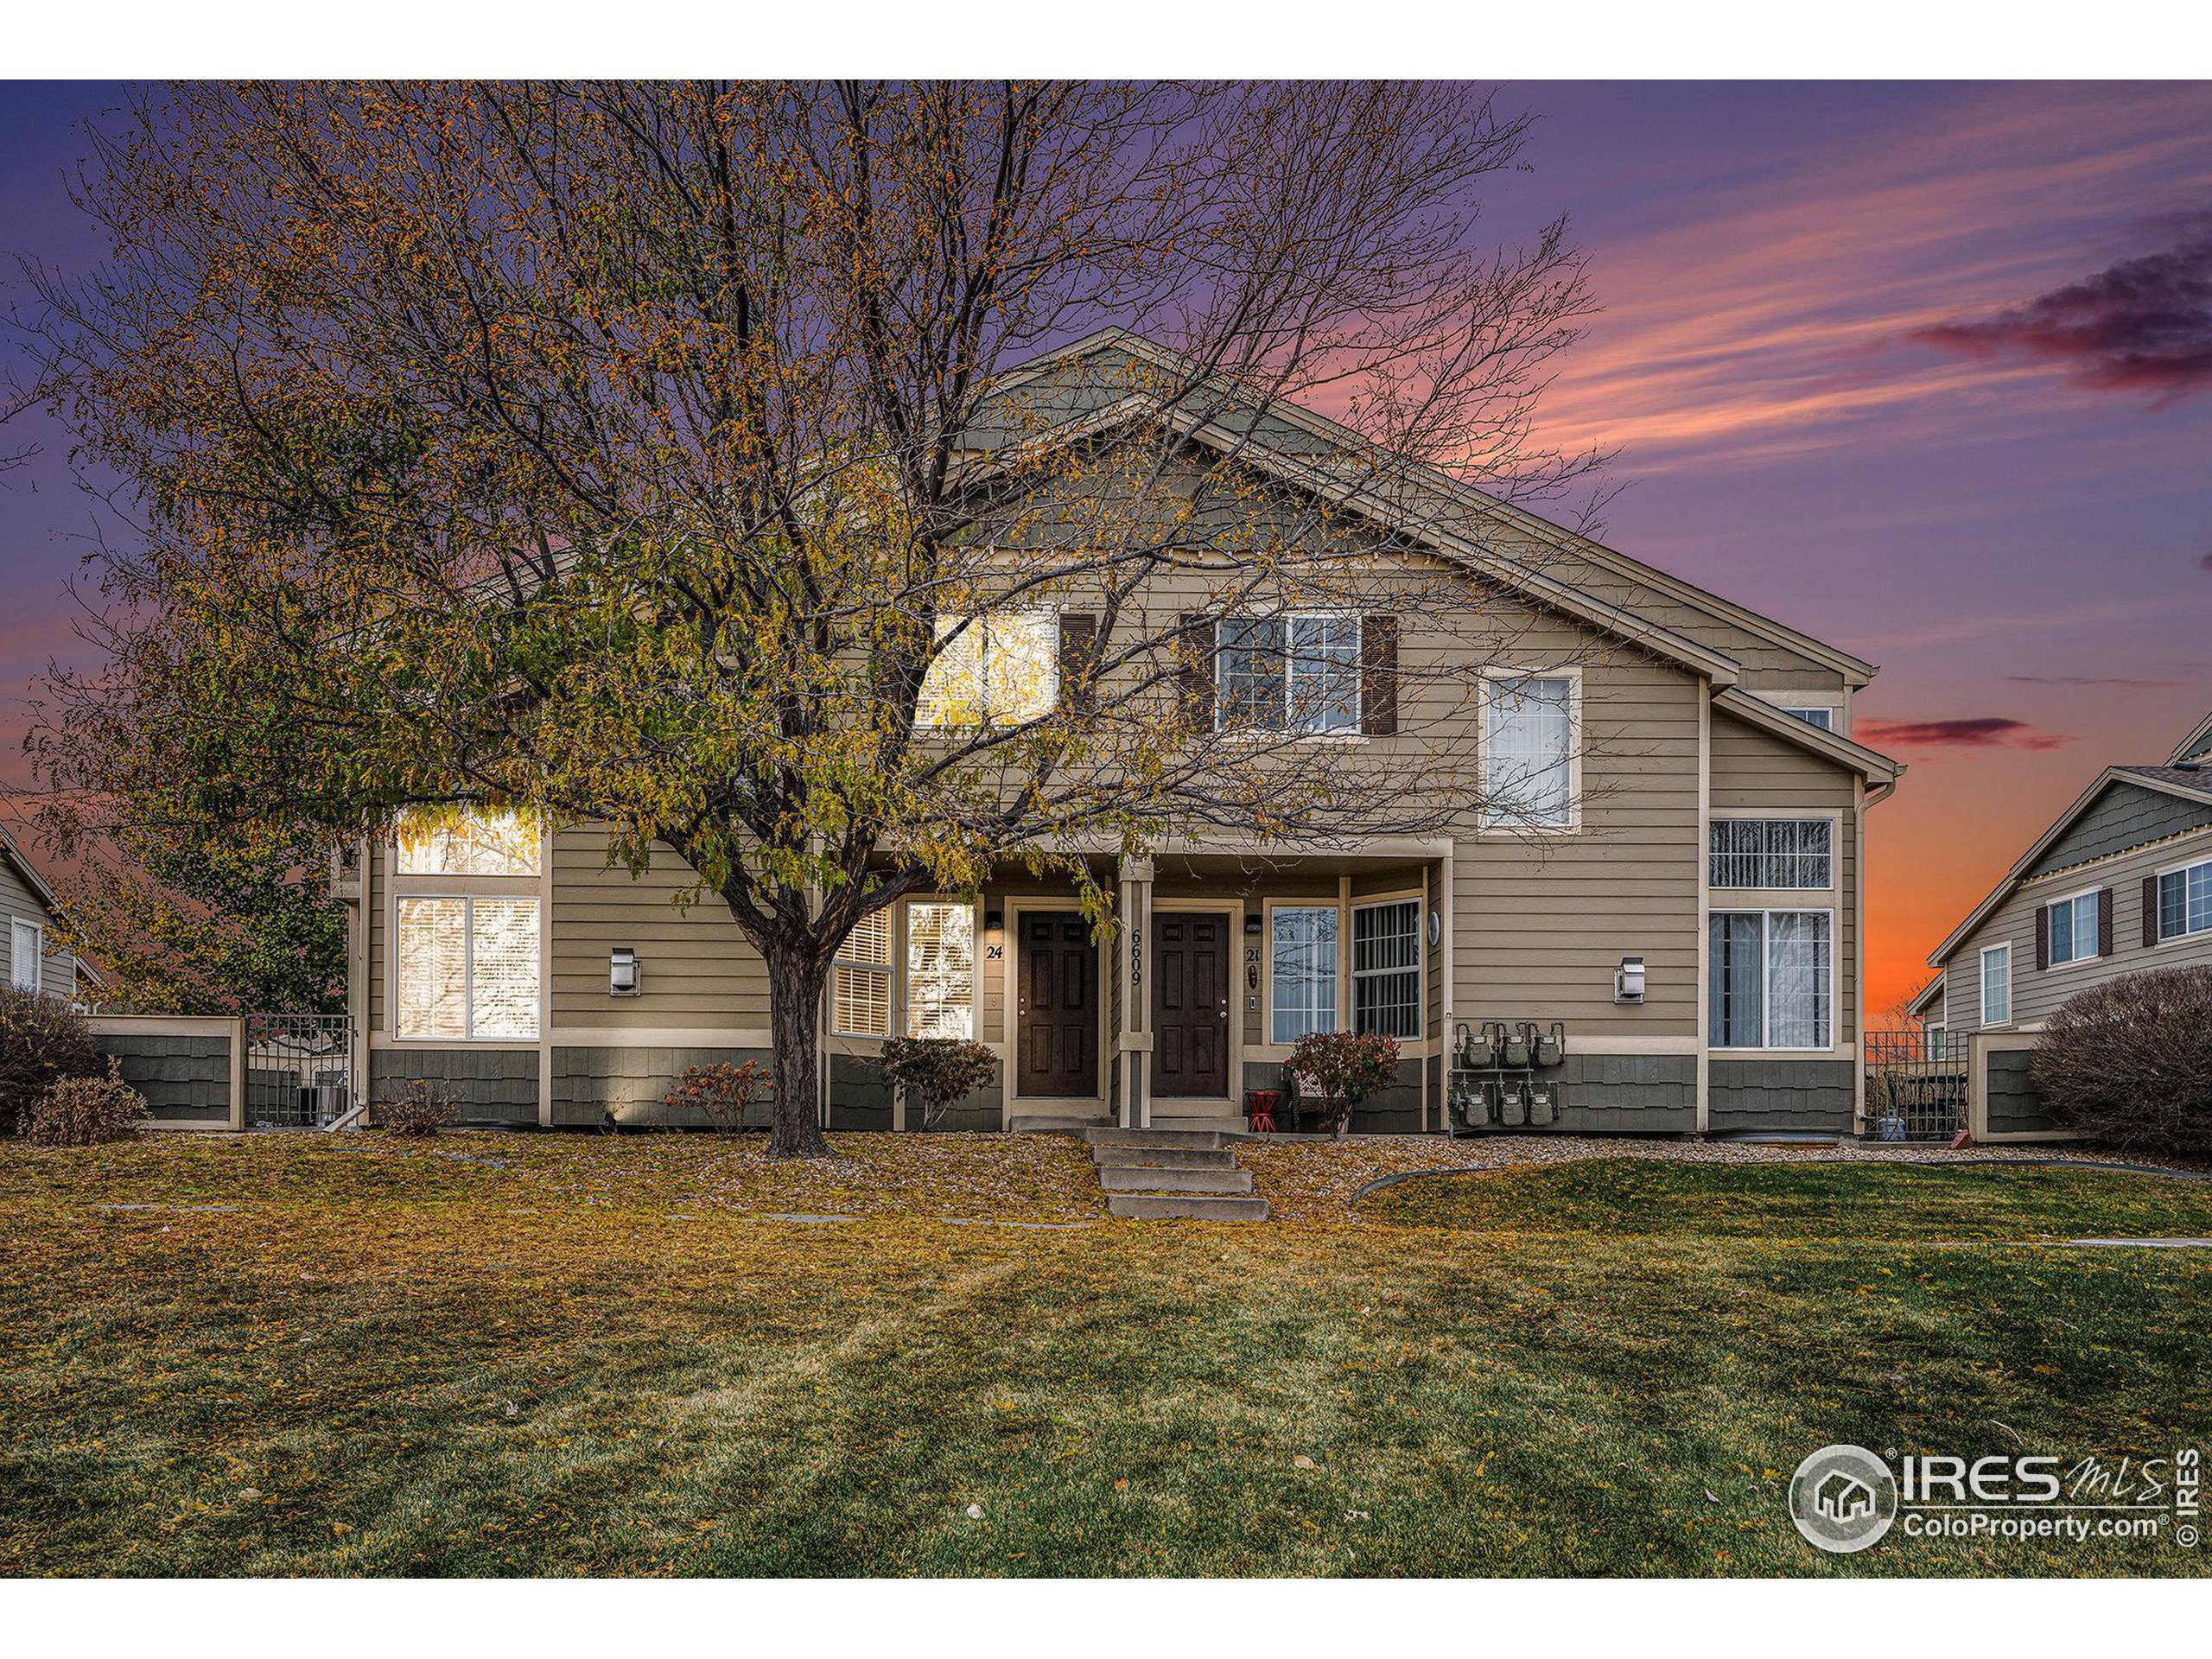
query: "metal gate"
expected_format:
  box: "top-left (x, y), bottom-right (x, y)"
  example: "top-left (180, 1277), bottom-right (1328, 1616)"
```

top-left (1862, 1027), bottom-right (1966, 1141)
top-left (245, 1014), bottom-right (354, 1128)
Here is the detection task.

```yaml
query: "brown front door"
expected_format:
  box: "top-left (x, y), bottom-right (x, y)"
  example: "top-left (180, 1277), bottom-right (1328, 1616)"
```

top-left (1016, 912), bottom-right (1099, 1098)
top-left (1152, 912), bottom-right (1230, 1097)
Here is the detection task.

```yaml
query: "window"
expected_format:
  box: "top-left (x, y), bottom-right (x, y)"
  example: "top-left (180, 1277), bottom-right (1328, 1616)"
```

top-left (1482, 674), bottom-right (1576, 829)
top-left (1709, 819), bottom-right (1834, 889)
top-left (1781, 707), bottom-right (1834, 731)
top-left (1217, 613), bottom-right (1360, 735)
top-left (833, 909), bottom-right (893, 1038)
top-left (397, 809), bottom-right (541, 876)
top-left (916, 613), bottom-right (1057, 728)
top-left (395, 895), bottom-right (540, 1039)
top-left (1925, 1024), bottom-right (1948, 1064)
top-left (2046, 890), bottom-right (2099, 966)
top-left (904, 901), bottom-right (976, 1039)
top-left (1270, 906), bottom-right (1339, 1043)
top-left (2158, 859), bottom-right (2212, 943)
top-left (1708, 910), bottom-right (1832, 1049)
top-left (10, 918), bottom-right (41, 995)
top-left (1351, 899), bottom-right (1421, 1039)
top-left (1980, 944), bottom-right (2012, 1027)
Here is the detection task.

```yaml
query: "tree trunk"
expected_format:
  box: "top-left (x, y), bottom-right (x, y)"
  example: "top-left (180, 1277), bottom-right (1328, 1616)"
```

top-left (765, 943), bottom-right (832, 1160)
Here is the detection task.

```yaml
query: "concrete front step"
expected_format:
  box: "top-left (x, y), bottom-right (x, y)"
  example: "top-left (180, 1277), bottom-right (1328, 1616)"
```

top-left (1090, 1145), bottom-right (1237, 1171)
top-left (1098, 1165), bottom-right (1255, 1195)
top-left (1008, 1113), bottom-right (1111, 1134)
top-left (1084, 1127), bottom-right (1226, 1151)
top-left (1106, 1192), bottom-right (1271, 1222)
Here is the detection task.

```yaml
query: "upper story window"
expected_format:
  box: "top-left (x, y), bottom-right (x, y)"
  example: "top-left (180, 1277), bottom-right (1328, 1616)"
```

top-left (1980, 944), bottom-right (2012, 1027)
top-left (10, 918), bottom-right (41, 995)
top-left (1481, 674), bottom-right (1577, 830)
top-left (1218, 613), bottom-right (1360, 735)
top-left (833, 910), bottom-right (893, 1038)
top-left (2045, 890), bottom-right (2100, 966)
top-left (1351, 899), bottom-right (1420, 1039)
top-left (395, 895), bottom-right (540, 1039)
top-left (2158, 859), bottom-right (2212, 943)
top-left (1709, 819), bottom-right (1834, 889)
top-left (397, 809), bottom-right (541, 877)
top-left (1781, 707), bottom-right (1834, 731)
top-left (1270, 904), bottom-right (1339, 1043)
top-left (916, 613), bottom-right (1057, 728)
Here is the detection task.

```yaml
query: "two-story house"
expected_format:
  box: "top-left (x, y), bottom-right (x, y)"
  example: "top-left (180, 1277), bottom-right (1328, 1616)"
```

top-left (341, 331), bottom-right (1902, 1139)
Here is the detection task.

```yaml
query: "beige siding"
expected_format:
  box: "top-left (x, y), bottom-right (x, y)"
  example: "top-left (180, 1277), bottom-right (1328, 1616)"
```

top-left (550, 831), bottom-right (766, 1031)
top-left (1708, 713), bottom-right (1860, 1043)
top-left (1942, 823), bottom-right (2212, 1033)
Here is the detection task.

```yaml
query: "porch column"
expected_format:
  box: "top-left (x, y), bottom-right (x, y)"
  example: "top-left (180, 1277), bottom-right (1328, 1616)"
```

top-left (1116, 855), bottom-right (1154, 1129)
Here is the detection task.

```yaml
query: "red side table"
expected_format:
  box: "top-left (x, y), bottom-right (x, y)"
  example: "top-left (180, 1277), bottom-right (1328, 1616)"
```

top-left (1244, 1089), bottom-right (1281, 1133)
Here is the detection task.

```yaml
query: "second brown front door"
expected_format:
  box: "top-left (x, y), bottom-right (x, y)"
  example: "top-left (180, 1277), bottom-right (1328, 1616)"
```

top-left (1016, 912), bottom-right (1099, 1098)
top-left (1152, 911), bottom-right (1230, 1097)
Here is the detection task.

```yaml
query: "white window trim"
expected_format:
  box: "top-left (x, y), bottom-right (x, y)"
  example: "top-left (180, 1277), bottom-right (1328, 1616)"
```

top-left (1707, 906), bottom-right (1838, 1054)
top-left (390, 892), bottom-right (543, 1043)
top-left (10, 917), bottom-right (43, 995)
top-left (1749, 691), bottom-right (1846, 734)
top-left (2152, 852), bottom-right (2212, 947)
top-left (1980, 943), bottom-right (2013, 1030)
top-left (1350, 893), bottom-right (1423, 1039)
top-left (2044, 885), bottom-right (2102, 969)
top-left (1215, 610), bottom-right (1365, 740)
top-left (1265, 898), bottom-right (1344, 1046)
top-left (1705, 811), bottom-right (1842, 893)
top-left (899, 895), bottom-right (979, 1041)
top-left (916, 608), bottom-right (1062, 732)
top-left (1477, 665), bottom-right (1584, 836)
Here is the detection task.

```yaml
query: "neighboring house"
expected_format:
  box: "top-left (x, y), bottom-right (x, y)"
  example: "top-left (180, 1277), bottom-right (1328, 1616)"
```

top-left (342, 330), bottom-right (1902, 1136)
top-left (1916, 710), bottom-right (2212, 1046)
top-left (0, 824), bottom-right (92, 1001)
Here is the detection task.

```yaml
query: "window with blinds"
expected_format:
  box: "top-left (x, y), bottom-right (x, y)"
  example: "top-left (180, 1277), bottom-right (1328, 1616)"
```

top-left (915, 613), bottom-right (1058, 728)
top-left (905, 901), bottom-right (976, 1039)
top-left (1351, 899), bottom-right (1421, 1039)
top-left (395, 895), bottom-right (540, 1039)
top-left (1708, 819), bottom-right (1834, 889)
top-left (833, 909), bottom-right (893, 1038)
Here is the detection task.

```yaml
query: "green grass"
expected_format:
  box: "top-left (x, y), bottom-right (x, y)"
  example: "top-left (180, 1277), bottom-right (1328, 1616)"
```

top-left (1, 1138), bottom-right (2207, 1577)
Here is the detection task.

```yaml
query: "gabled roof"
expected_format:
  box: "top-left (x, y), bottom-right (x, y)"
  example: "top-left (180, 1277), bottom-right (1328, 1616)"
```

top-left (2169, 710), bottom-right (2212, 766)
top-left (1711, 687), bottom-right (1904, 784)
top-left (1907, 976), bottom-right (1946, 1018)
top-left (1927, 764), bottom-right (2212, 967)
top-left (1008, 328), bottom-right (1881, 688)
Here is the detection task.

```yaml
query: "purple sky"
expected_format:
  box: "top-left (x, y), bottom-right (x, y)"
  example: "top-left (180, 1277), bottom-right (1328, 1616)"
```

top-left (4, 81), bottom-right (2209, 1009)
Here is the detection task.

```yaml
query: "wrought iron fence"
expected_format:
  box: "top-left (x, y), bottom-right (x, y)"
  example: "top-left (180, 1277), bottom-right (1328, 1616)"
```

top-left (244, 1013), bottom-right (354, 1128)
top-left (1862, 1027), bottom-right (1966, 1142)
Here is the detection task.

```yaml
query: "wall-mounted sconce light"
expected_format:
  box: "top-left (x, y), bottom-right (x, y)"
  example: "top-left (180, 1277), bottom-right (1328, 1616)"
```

top-left (1613, 955), bottom-right (1646, 1006)
top-left (609, 948), bottom-right (641, 997)
top-left (1428, 906), bottom-right (1444, 947)
top-left (984, 909), bottom-right (1006, 936)
top-left (1243, 913), bottom-right (1263, 936)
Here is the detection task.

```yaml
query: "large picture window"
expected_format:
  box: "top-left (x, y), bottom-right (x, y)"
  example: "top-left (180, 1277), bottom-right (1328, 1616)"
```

top-left (1709, 819), bottom-right (1833, 889)
top-left (833, 910), bottom-right (893, 1038)
top-left (395, 895), bottom-right (540, 1039)
top-left (1217, 614), bottom-right (1360, 735)
top-left (904, 901), bottom-right (976, 1039)
top-left (1270, 906), bottom-right (1339, 1044)
top-left (1482, 674), bottom-right (1576, 829)
top-left (916, 613), bottom-right (1058, 728)
top-left (2158, 859), bottom-right (2212, 943)
top-left (1708, 909), bottom-right (1832, 1050)
top-left (397, 809), bottom-right (541, 876)
top-left (1351, 899), bottom-right (1421, 1039)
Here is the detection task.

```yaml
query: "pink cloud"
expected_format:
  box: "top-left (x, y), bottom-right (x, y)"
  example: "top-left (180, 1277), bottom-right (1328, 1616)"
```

top-left (1857, 717), bottom-right (2075, 753)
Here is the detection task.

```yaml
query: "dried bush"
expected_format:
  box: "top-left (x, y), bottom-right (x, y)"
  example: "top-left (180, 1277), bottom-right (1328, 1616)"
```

top-left (0, 983), bottom-right (103, 1136)
top-left (663, 1060), bottom-right (772, 1133)
top-left (879, 1037), bottom-right (997, 1130)
top-left (376, 1078), bottom-right (457, 1137)
top-left (2033, 964), bottom-right (2212, 1156)
top-left (22, 1058), bottom-right (148, 1146)
top-left (1288, 1030), bottom-right (1402, 1137)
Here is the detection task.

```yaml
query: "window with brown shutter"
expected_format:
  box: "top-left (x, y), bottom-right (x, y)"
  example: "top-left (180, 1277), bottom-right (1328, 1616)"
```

top-left (2034, 905), bottom-right (2049, 971)
top-left (1360, 615), bottom-right (1398, 736)
top-left (1177, 612), bottom-right (1216, 733)
top-left (2143, 875), bottom-right (2159, 948)
top-left (2097, 887), bottom-right (2113, 957)
top-left (1057, 613), bottom-right (1096, 708)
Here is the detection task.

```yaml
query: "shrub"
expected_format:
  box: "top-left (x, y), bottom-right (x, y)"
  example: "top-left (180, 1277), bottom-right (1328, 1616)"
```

top-left (22, 1058), bottom-right (148, 1146)
top-left (0, 983), bottom-right (102, 1136)
top-left (1287, 1030), bottom-right (1402, 1137)
top-left (376, 1078), bottom-right (457, 1136)
top-left (879, 1037), bottom-right (997, 1130)
top-left (664, 1060), bottom-right (772, 1133)
top-left (2033, 964), bottom-right (2212, 1156)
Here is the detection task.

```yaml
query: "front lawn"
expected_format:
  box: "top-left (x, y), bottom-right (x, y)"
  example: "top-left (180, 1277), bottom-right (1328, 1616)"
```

top-left (1, 1135), bottom-right (2205, 1577)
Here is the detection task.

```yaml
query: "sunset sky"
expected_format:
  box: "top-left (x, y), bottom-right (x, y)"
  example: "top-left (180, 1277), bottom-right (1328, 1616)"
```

top-left (3, 80), bottom-right (2209, 1015)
